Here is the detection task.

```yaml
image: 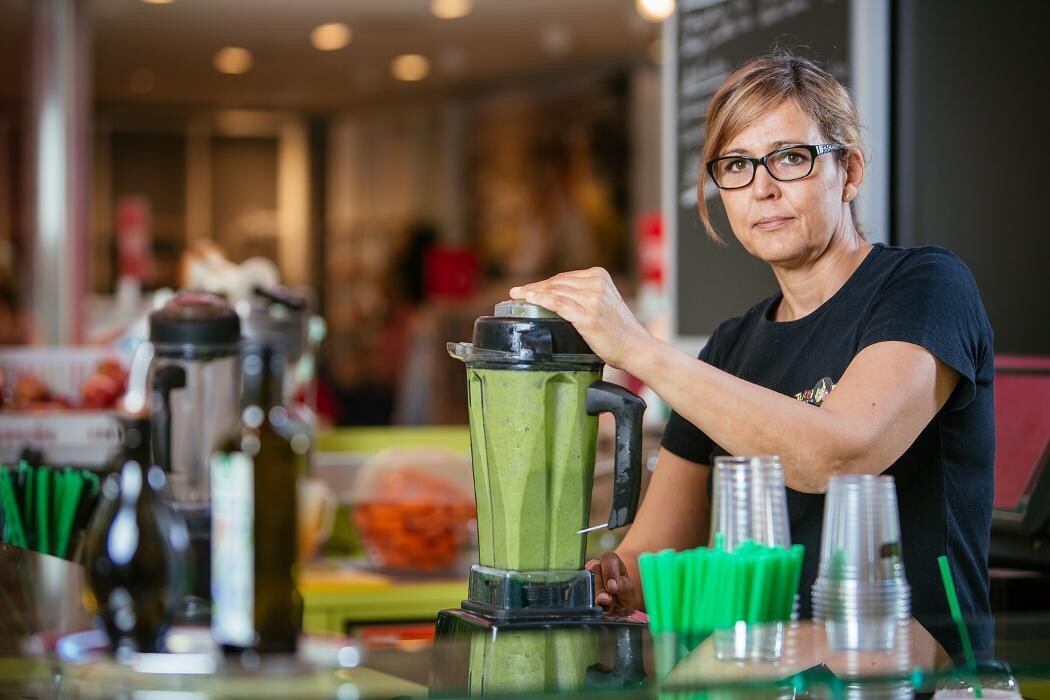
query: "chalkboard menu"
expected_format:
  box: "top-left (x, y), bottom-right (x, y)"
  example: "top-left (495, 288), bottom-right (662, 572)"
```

top-left (670, 0), bottom-right (850, 340)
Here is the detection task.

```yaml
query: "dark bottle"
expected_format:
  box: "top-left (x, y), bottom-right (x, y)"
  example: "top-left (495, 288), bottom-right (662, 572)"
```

top-left (210, 341), bottom-right (307, 655)
top-left (82, 415), bottom-right (191, 656)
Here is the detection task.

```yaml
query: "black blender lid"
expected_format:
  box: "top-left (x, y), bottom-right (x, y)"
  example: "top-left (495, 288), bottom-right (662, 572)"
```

top-left (447, 300), bottom-right (602, 369)
top-left (149, 291), bottom-right (241, 353)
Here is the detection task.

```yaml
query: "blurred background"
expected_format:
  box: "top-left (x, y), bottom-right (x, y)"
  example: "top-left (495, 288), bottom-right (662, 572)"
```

top-left (0, 0), bottom-right (669, 429)
top-left (1, 0), bottom-right (1047, 428)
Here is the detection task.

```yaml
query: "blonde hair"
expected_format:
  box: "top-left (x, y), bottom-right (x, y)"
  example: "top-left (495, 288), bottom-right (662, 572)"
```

top-left (698, 54), bottom-right (868, 242)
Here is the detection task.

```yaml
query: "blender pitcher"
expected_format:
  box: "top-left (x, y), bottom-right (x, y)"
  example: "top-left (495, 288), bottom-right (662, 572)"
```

top-left (147, 292), bottom-right (242, 613)
top-left (448, 300), bottom-right (645, 574)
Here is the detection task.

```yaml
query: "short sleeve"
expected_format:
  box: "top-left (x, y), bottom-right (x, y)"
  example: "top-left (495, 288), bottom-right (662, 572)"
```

top-left (858, 248), bottom-right (992, 412)
top-left (660, 336), bottom-right (717, 465)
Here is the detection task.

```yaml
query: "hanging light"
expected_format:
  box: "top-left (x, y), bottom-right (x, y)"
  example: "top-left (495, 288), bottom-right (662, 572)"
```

top-left (431, 0), bottom-right (473, 20)
top-left (391, 54), bottom-right (431, 82)
top-left (635, 0), bottom-right (675, 23)
top-left (311, 22), bottom-right (352, 51)
top-left (213, 47), bottom-right (253, 75)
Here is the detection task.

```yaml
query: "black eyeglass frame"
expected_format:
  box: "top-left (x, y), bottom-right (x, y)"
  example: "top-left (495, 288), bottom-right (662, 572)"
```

top-left (706, 143), bottom-right (845, 190)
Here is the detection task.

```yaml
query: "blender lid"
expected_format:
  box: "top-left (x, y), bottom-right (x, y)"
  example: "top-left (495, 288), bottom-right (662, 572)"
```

top-left (241, 286), bottom-right (307, 359)
top-left (448, 300), bottom-right (602, 369)
top-left (150, 291), bottom-right (241, 355)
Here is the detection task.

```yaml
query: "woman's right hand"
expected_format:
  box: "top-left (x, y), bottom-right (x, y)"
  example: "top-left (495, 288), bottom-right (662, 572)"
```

top-left (585, 552), bottom-right (639, 612)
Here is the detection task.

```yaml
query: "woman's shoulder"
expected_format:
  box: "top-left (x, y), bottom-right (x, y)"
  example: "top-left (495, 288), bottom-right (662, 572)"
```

top-left (873, 242), bottom-right (974, 275)
top-left (868, 243), bottom-right (980, 292)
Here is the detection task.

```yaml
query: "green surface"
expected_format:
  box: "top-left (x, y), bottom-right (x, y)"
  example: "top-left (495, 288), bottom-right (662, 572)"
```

top-left (467, 368), bottom-right (599, 571)
top-left (314, 426), bottom-right (470, 455)
top-left (301, 580), bottom-right (467, 633)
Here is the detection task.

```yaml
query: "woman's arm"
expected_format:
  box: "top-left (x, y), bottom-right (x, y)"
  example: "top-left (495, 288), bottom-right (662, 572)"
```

top-left (512, 269), bottom-right (960, 493)
top-left (634, 337), bottom-right (958, 492)
top-left (588, 448), bottom-right (710, 610)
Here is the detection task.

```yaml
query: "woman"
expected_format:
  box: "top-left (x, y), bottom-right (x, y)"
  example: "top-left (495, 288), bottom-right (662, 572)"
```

top-left (509, 54), bottom-right (993, 660)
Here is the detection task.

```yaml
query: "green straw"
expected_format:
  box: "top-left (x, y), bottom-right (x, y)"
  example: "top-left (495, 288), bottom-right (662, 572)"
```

top-left (748, 551), bottom-right (772, 623)
top-left (680, 548), bottom-right (697, 648)
top-left (0, 469), bottom-right (28, 548)
top-left (638, 552), bottom-right (659, 632)
top-left (656, 549), bottom-right (678, 635)
top-left (37, 468), bottom-right (52, 555)
top-left (783, 545), bottom-right (805, 620)
top-left (55, 470), bottom-right (84, 558)
top-left (938, 554), bottom-right (981, 696)
top-left (697, 545), bottom-right (713, 633)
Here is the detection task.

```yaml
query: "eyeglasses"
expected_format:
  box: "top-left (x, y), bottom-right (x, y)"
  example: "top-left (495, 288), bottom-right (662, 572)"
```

top-left (706, 143), bottom-right (845, 190)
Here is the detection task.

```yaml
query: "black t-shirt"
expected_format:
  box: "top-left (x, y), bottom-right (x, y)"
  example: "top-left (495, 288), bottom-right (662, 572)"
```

top-left (661, 243), bottom-right (995, 659)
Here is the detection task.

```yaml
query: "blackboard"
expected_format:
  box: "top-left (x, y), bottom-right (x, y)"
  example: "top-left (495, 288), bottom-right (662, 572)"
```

top-left (895, 0), bottom-right (1050, 355)
top-left (670, 0), bottom-right (850, 340)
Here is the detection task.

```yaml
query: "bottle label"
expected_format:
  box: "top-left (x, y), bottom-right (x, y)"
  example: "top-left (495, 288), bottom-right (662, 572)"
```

top-left (211, 451), bottom-right (255, 647)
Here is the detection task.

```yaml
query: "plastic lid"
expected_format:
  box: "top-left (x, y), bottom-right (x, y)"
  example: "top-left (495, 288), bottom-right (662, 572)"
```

top-left (149, 291), bottom-right (241, 355)
top-left (447, 301), bottom-right (601, 370)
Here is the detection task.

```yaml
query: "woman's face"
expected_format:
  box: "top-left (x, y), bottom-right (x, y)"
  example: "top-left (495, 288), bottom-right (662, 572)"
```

top-left (716, 100), bottom-right (862, 268)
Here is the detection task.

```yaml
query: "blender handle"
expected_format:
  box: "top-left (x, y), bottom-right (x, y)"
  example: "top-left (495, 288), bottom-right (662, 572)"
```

top-left (151, 365), bottom-right (187, 473)
top-left (587, 381), bottom-right (646, 530)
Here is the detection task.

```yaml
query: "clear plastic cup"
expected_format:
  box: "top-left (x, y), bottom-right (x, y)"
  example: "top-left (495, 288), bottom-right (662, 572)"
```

top-left (933, 660), bottom-right (1022, 700)
top-left (710, 456), bottom-right (791, 552)
top-left (713, 620), bottom-right (785, 663)
top-left (813, 474), bottom-right (910, 651)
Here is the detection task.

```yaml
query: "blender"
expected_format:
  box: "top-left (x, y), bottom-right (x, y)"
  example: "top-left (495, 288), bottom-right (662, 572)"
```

top-left (432, 301), bottom-right (647, 695)
top-left (147, 292), bottom-right (242, 616)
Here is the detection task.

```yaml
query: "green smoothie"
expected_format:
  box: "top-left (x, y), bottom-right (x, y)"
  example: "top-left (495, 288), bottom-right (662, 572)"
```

top-left (467, 367), bottom-right (600, 571)
top-left (468, 628), bottom-right (598, 694)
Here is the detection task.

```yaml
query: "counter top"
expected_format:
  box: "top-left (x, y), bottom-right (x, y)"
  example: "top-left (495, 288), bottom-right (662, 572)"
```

top-left (4, 544), bottom-right (1050, 699)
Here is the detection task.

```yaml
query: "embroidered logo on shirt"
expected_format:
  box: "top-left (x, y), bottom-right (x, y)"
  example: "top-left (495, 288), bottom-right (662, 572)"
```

top-left (795, 376), bottom-right (836, 406)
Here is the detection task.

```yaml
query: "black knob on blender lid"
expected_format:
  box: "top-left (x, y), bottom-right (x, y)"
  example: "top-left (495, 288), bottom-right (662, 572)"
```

top-left (472, 300), bottom-right (594, 356)
top-left (149, 291), bottom-right (241, 353)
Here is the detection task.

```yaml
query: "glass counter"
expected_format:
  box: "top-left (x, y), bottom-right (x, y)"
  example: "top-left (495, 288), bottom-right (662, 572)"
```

top-left (3, 545), bottom-right (1049, 699)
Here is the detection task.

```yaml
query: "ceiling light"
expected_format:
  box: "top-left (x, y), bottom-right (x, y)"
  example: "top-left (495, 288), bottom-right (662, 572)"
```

top-left (431, 0), bottom-right (473, 20)
top-left (311, 22), bottom-right (352, 51)
top-left (391, 54), bottom-right (430, 82)
top-left (141, 0), bottom-right (176, 4)
top-left (213, 47), bottom-right (253, 75)
top-left (636, 0), bottom-right (675, 22)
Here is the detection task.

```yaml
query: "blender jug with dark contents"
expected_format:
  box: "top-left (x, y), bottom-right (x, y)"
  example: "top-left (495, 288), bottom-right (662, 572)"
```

top-left (433, 300), bottom-right (647, 696)
top-left (147, 292), bottom-right (242, 617)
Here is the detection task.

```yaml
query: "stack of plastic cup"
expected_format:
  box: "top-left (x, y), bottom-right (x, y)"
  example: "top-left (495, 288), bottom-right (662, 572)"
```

top-left (812, 474), bottom-right (911, 651)
top-left (710, 455), bottom-right (791, 552)
top-left (709, 455), bottom-right (792, 661)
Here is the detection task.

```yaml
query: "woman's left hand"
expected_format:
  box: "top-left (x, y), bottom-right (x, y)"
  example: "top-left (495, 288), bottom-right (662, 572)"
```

top-left (509, 267), bottom-right (651, 371)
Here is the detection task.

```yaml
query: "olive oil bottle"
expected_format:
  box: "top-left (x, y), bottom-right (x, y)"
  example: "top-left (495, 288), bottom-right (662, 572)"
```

top-left (83, 414), bottom-right (191, 656)
top-left (210, 342), bottom-right (308, 654)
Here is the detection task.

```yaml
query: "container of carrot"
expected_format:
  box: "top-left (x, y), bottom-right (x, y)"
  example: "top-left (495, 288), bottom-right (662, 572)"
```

top-left (349, 448), bottom-right (476, 573)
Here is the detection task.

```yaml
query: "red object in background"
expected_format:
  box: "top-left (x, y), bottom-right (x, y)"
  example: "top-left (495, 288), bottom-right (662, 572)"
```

top-left (116, 195), bottom-right (152, 281)
top-left (358, 622), bottom-right (436, 649)
top-left (992, 355), bottom-right (1050, 511)
top-left (637, 212), bottom-right (664, 288)
top-left (424, 246), bottom-right (479, 300)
